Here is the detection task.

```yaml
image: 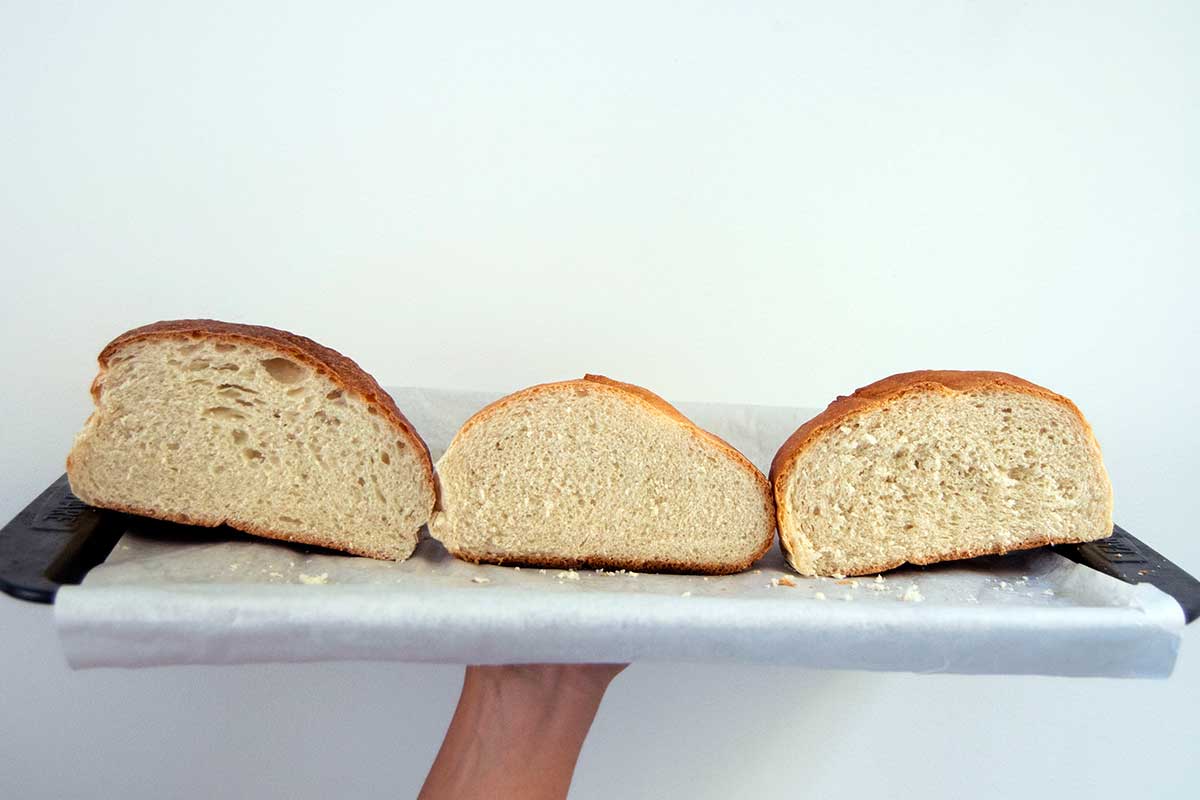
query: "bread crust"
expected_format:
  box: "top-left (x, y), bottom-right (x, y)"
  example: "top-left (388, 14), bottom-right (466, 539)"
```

top-left (440, 374), bottom-right (777, 574)
top-left (78, 497), bottom-right (410, 560)
top-left (769, 370), bottom-right (1113, 576)
top-left (69, 319), bottom-right (434, 560)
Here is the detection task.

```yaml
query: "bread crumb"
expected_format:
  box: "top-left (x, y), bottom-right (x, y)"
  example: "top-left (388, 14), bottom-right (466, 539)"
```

top-left (901, 585), bottom-right (924, 603)
top-left (471, 577), bottom-right (491, 584)
top-left (681, 591), bottom-right (692, 597)
top-left (814, 592), bottom-right (826, 600)
top-left (298, 572), bottom-right (328, 585)
top-left (557, 570), bottom-right (580, 581)
top-left (1042, 588), bottom-right (1055, 597)
top-left (753, 569), bottom-right (762, 574)
top-left (539, 569), bottom-right (547, 574)
top-left (778, 577), bottom-right (796, 587)
top-left (835, 578), bottom-right (859, 586)
top-left (830, 573), bottom-right (846, 580)
top-left (514, 566), bottom-right (521, 571)
top-left (874, 575), bottom-right (885, 583)
top-left (268, 571), bottom-right (284, 579)
top-left (229, 564), bottom-right (239, 572)
top-left (842, 594), bottom-right (854, 601)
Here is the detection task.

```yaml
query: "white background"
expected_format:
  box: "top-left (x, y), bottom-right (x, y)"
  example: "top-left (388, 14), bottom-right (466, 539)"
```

top-left (2, 2), bottom-right (1197, 797)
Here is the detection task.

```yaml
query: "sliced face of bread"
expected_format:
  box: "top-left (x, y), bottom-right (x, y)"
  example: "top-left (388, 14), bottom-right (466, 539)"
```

top-left (769, 371), bottom-right (1113, 577)
top-left (66, 320), bottom-right (436, 560)
top-left (430, 375), bottom-right (776, 574)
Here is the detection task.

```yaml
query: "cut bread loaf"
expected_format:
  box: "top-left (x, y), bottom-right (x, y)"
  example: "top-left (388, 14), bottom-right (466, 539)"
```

top-left (67, 319), bottom-right (436, 560)
top-left (430, 374), bottom-right (776, 574)
top-left (769, 371), bottom-right (1113, 577)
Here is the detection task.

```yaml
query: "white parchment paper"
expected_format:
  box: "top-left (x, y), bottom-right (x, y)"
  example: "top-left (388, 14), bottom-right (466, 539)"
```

top-left (55, 387), bottom-right (1185, 676)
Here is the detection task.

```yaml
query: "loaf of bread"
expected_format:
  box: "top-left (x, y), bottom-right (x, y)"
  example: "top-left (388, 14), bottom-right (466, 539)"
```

top-left (769, 371), bottom-right (1113, 577)
top-left (430, 374), bottom-right (776, 574)
top-left (66, 319), bottom-right (436, 560)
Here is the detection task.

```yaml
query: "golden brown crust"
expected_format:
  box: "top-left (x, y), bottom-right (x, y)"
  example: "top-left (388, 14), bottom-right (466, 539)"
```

top-left (96, 319), bottom-right (434, 489)
top-left (444, 374), bottom-right (777, 574)
top-left (73, 318), bottom-right (434, 560)
top-left (769, 370), bottom-right (1085, 487)
top-left (769, 370), bottom-right (1111, 575)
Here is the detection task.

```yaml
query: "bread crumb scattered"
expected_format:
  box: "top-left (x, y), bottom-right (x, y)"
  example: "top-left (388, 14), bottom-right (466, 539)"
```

top-left (778, 577), bottom-right (796, 587)
top-left (814, 592), bottom-right (826, 601)
top-left (539, 569), bottom-right (547, 574)
top-left (229, 564), bottom-right (239, 572)
top-left (1042, 588), bottom-right (1055, 597)
top-left (471, 576), bottom-right (491, 584)
top-left (901, 585), bottom-right (924, 603)
top-left (835, 578), bottom-right (859, 586)
top-left (830, 573), bottom-right (846, 580)
top-left (752, 569), bottom-right (762, 574)
top-left (874, 575), bottom-right (885, 584)
top-left (681, 591), bottom-right (692, 597)
top-left (514, 566), bottom-right (521, 571)
top-left (298, 572), bottom-right (328, 585)
top-left (268, 571), bottom-right (284, 579)
top-left (557, 570), bottom-right (581, 581)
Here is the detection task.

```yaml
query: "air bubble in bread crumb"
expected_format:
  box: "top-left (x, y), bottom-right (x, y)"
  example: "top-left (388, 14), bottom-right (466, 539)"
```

top-left (298, 572), bottom-right (328, 585)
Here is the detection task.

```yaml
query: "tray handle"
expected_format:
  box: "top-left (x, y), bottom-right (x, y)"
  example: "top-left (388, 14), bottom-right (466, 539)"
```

top-left (0, 475), bottom-right (126, 603)
top-left (1058, 525), bottom-right (1200, 624)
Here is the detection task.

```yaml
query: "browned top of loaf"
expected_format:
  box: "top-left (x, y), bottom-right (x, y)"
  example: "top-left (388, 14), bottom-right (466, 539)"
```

top-left (455, 373), bottom-right (773, 505)
top-left (98, 319), bottom-right (433, 479)
top-left (768, 370), bottom-right (1090, 491)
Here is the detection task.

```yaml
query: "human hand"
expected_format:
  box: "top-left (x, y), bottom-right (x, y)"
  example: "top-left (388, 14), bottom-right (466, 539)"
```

top-left (419, 663), bottom-right (627, 800)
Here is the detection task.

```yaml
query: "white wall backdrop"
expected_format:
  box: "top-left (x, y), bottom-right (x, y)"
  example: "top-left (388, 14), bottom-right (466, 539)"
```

top-left (2, 2), bottom-right (1197, 798)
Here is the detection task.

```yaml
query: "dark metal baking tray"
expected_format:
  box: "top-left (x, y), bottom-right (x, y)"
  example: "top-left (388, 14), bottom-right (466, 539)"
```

top-left (3, 473), bottom-right (1198, 624)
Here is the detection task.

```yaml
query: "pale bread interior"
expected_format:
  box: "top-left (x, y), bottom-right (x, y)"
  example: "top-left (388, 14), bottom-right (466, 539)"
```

top-left (430, 382), bottom-right (773, 572)
top-left (67, 336), bottom-right (435, 559)
top-left (780, 389), bottom-right (1112, 577)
